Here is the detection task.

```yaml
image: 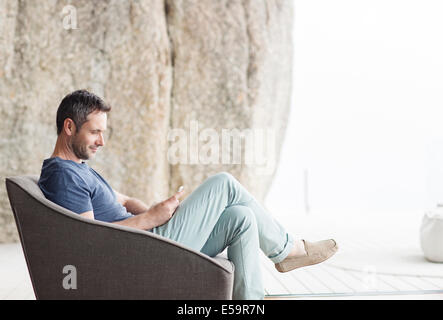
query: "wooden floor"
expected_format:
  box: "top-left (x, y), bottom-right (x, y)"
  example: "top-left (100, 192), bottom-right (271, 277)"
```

top-left (1, 242), bottom-right (443, 300)
top-left (260, 252), bottom-right (443, 299)
top-left (0, 243), bottom-right (35, 300)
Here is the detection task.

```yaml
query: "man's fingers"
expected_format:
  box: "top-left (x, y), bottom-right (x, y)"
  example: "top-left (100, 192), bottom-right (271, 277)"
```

top-left (165, 186), bottom-right (185, 204)
top-left (174, 186), bottom-right (185, 200)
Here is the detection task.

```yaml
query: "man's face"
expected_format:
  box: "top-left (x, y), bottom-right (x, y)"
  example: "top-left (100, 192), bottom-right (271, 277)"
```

top-left (71, 110), bottom-right (107, 160)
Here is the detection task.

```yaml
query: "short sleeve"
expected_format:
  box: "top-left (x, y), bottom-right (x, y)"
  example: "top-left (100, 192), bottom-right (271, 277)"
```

top-left (39, 169), bottom-right (93, 214)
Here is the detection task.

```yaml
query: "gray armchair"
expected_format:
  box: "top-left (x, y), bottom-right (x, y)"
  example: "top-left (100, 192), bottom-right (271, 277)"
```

top-left (5, 175), bottom-right (234, 300)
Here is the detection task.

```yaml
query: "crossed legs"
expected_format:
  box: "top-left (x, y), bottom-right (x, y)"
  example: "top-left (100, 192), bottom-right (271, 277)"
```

top-left (151, 172), bottom-right (294, 299)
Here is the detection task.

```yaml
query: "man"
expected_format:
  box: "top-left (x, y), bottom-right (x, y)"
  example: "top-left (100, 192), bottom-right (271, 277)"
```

top-left (39, 90), bottom-right (338, 300)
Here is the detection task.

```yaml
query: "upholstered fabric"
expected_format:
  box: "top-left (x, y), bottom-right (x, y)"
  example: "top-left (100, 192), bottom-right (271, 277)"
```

top-left (5, 175), bottom-right (234, 300)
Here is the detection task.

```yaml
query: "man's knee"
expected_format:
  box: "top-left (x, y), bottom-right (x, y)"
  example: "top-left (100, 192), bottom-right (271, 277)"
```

top-left (229, 206), bottom-right (256, 231)
top-left (212, 171), bottom-right (237, 184)
top-left (222, 206), bottom-right (258, 247)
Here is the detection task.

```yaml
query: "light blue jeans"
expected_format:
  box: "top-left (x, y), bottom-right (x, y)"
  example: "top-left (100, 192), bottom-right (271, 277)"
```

top-left (151, 172), bottom-right (294, 299)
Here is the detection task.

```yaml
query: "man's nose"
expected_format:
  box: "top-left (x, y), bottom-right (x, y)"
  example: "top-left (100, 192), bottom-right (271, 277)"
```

top-left (97, 133), bottom-right (105, 147)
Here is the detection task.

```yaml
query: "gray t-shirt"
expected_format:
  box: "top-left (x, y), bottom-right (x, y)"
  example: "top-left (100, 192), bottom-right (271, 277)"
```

top-left (38, 157), bottom-right (133, 223)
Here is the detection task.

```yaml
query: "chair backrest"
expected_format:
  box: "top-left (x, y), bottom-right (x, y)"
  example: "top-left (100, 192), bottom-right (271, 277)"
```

top-left (5, 175), bottom-right (115, 299)
top-left (5, 175), bottom-right (234, 299)
top-left (6, 175), bottom-right (68, 298)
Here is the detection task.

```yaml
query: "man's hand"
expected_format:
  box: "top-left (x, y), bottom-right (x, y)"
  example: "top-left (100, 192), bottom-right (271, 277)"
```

top-left (112, 187), bottom-right (185, 230)
top-left (147, 187), bottom-right (185, 227)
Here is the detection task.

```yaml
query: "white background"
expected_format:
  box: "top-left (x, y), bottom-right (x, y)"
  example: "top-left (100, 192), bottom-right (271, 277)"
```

top-left (265, 0), bottom-right (443, 222)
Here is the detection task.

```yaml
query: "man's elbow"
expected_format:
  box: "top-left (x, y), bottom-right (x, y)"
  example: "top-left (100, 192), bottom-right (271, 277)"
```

top-left (79, 211), bottom-right (95, 220)
top-left (114, 190), bottom-right (130, 207)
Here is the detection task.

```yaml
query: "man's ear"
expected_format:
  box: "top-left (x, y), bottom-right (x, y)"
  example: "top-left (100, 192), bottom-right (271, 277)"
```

top-left (63, 118), bottom-right (76, 136)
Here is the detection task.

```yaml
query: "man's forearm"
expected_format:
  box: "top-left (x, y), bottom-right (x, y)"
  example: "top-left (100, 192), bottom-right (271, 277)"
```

top-left (124, 198), bottom-right (151, 215)
top-left (112, 210), bottom-right (157, 230)
top-left (113, 193), bottom-right (180, 230)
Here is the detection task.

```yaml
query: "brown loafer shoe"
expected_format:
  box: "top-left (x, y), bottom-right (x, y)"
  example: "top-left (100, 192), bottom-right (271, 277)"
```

top-left (275, 239), bottom-right (338, 273)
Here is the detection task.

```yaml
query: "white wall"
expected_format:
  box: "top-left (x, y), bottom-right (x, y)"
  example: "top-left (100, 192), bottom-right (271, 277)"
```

top-left (266, 0), bottom-right (443, 220)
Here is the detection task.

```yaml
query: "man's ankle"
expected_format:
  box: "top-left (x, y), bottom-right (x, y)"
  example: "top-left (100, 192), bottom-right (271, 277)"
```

top-left (287, 239), bottom-right (307, 258)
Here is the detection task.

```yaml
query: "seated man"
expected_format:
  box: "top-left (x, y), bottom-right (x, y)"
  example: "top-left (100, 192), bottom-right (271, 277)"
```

top-left (38, 89), bottom-right (338, 300)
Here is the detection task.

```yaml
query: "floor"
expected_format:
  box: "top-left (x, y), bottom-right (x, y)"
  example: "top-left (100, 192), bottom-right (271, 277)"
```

top-left (1, 240), bottom-right (443, 300)
top-left (261, 209), bottom-right (443, 300)
top-left (261, 253), bottom-right (443, 299)
top-left (0, 243), bottom-right (35, 300)
top-left (1, 209), bottom-right (443, 300)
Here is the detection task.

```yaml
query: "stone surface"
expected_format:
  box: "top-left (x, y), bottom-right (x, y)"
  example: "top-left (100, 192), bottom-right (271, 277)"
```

top-left (166, 0), bottom-right (293, 202)
top-left (0, 0), bottom-right (293, 243)
top-left (0, 0), bottom-right (172, 242)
